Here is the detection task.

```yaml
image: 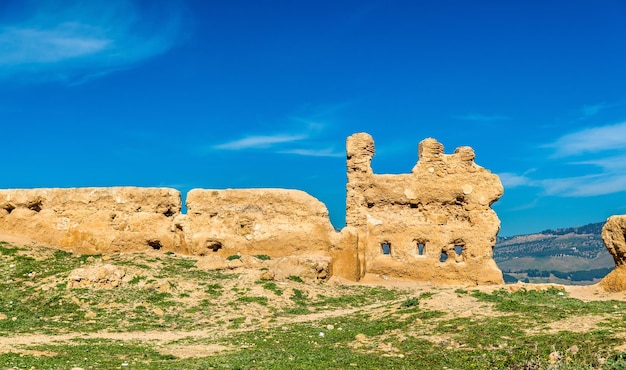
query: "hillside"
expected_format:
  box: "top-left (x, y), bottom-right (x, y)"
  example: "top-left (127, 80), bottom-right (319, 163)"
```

top-left (2, 240), bottom-right (626, 368)
top-left (494, 222), bottom-right (615, 285)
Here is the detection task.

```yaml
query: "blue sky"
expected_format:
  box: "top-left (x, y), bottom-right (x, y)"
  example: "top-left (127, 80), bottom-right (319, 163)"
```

top-left (2, 0), bottom-right (626, 236)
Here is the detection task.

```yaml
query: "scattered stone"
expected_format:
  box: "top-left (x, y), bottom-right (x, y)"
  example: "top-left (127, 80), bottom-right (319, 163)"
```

top-left (67, 264), bottom-right (127, 289)
top-left (549, 351), bottom-right (561, 364)
top-left (355, 334), bottom-right (367, 342)
top-left (0, 313), bottom-right (6, 320)
top-left (259, 270), bottom-right (275, 281)
top-left (84, 311), bottom-right (97, 319)
top-left (567, 345), bottom-right (579, 355)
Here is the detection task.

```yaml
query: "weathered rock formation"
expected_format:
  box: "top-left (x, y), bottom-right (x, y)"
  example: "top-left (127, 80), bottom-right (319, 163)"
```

top-left (346, 133), bottom-right (504, 284)
top-left (0, 133), bottom-right (505, 285)
top-left (0, 187), bottom-right (184, 254)
top-left (599, 215), bottom-right (626, 291)
top-left (67, 264), bottom-right (130, 289)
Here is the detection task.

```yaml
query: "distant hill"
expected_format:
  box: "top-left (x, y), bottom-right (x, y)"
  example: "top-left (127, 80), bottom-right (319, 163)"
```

top-left (494, 222), bottom-right (614, 285)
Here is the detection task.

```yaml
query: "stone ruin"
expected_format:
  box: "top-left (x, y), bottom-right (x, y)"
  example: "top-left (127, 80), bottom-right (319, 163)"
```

top-left (600, 215), bottom-right (626, 291)
top-left (345, 133), bottom-right (503, 284)
top-left (0, 133), bottom-right (505, 285)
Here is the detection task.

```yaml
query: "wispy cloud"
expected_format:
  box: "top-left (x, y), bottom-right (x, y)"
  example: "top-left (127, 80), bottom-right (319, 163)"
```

top-left (453, 113), bottom-right (511, 122)
top-left (498, 172), bottom-right (535, 189)
top-left (210, 104), bottom-right (348, 158)
top-left (213, 134), bottom-right (307, 150)
top-left (504, 122), bottom-right (626, 198)
top-left (546, 121), bottom-right (626, 157)
top-left (539, 173), bottom-right (626, 197)
top-left (279, 148), bottom-right (343, 158)
top-left (581, 103), bottom-right (608, 118)
top-left (0, 1), bottom-right (185, 84)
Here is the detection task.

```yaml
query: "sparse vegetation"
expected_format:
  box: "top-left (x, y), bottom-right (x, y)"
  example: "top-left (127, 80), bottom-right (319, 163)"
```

top-left (2, 240), bottom-right (626, 368)
top-left (288, 275), bottom-right (304, 283)
top-left (400, 297), bottom-right (419, 308)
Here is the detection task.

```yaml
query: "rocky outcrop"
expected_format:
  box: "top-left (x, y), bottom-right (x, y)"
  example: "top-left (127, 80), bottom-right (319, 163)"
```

top-left (599, 215), bottom-right (626, 291)
top-left (185, 189), bottom-right (336, 258)
top-left (0, 187), bottom-right (184, 254)
top-left (346, 133), bottom-right (504, 285)
top-left (67, 264), bottom-right (130, 289)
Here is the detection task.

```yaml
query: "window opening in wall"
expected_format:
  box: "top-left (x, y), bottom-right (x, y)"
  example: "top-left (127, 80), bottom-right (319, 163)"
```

top-left (381, 242), bottom-right (391, 255)
top-left (439, 250), bottom-right (448, 262)
top-left (417, 243), bottom-right (425, 256)
top-left (454, 245), bottom-right (464, 256)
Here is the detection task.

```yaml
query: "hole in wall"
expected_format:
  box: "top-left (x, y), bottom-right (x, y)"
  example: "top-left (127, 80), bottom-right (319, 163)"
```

top-left (205, 239), bottom-right (222, 254)
top-left (454, 245), bottom-right (464, 256)
top-left (27, 200), bottom-right (43, 212)
top-left (3, 204), bottom-right (15, 214)
top-left (381, 242), bottom-right (391, 255)
top-left (417, 243), bottom-right (425, 256)
top-left (147, 239), bottom-right (162, 250)
top-left (410, 203), bottom-right (418, 209)
top-left (110, 213), bottom-right (117, 220)
top-left (367, 202), bottom-right (375, 208)
top-left (439, 251), bottom-right (448, 262)
top-left (163, 209), bottom-right (175, 217)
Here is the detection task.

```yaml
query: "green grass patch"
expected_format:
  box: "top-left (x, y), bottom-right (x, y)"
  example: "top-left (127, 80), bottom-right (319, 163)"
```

top-left (236, 296), bottom-right (269, 306)
top-left (258, 281), bottom-right (283, 296)
top-left (288, 275), bottom-right (304, 283)
top-left (471, 287), bottom-right (626, 321)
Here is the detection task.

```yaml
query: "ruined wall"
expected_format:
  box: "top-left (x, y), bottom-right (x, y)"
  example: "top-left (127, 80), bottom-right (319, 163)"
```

top-left (599, 215), bottom-right (626, 291)
top-left (0, 132), bottom-right (506, 285)
top-left (0, 187), bottom-right (185, 254)
top-left (184, 188), bottom-right (336, 258)
top-left (346, 133), bottom-right (504, 285)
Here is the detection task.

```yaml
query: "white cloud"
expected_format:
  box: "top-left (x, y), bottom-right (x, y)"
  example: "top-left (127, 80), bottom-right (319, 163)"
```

top-left (453, 113), bottom-right (511, 122)
top-left (498, 172), bottom-right (534, 188)
top-left (547, 121), bottom-right (626, 157)
top-left (0, 1), bottom-right (185, 84)
top-left (213, 134), bottom-right (308, 150)
top-left (279, 148), bottom-right (343, 158)
top-left (539, 173), bottom-right (626, 197)
top-left (506, 121), bottom-right (626, 199)
top-left (581, 103), bottom-right (608, 118)
top-left (574, 154), bottom-right (626, 172)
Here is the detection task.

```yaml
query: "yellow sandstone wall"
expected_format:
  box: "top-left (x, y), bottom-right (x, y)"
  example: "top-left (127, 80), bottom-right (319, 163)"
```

top-left (0, 187), bottom-right (184, 254)
top-left (346, 133), bottom-right (504, 285)
top-left (0, 133), bottom-right (506, 285)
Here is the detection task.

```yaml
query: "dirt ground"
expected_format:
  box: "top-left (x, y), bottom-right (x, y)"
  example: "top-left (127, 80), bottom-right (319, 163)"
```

top-left (1, 231), bottom-right (625, 361)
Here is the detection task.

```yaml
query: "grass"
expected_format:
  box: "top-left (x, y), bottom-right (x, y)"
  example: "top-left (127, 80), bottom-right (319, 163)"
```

top-left (2, 240), bottom-right (626, 368)
top-left (471, 287), bottom-right (626, 321)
